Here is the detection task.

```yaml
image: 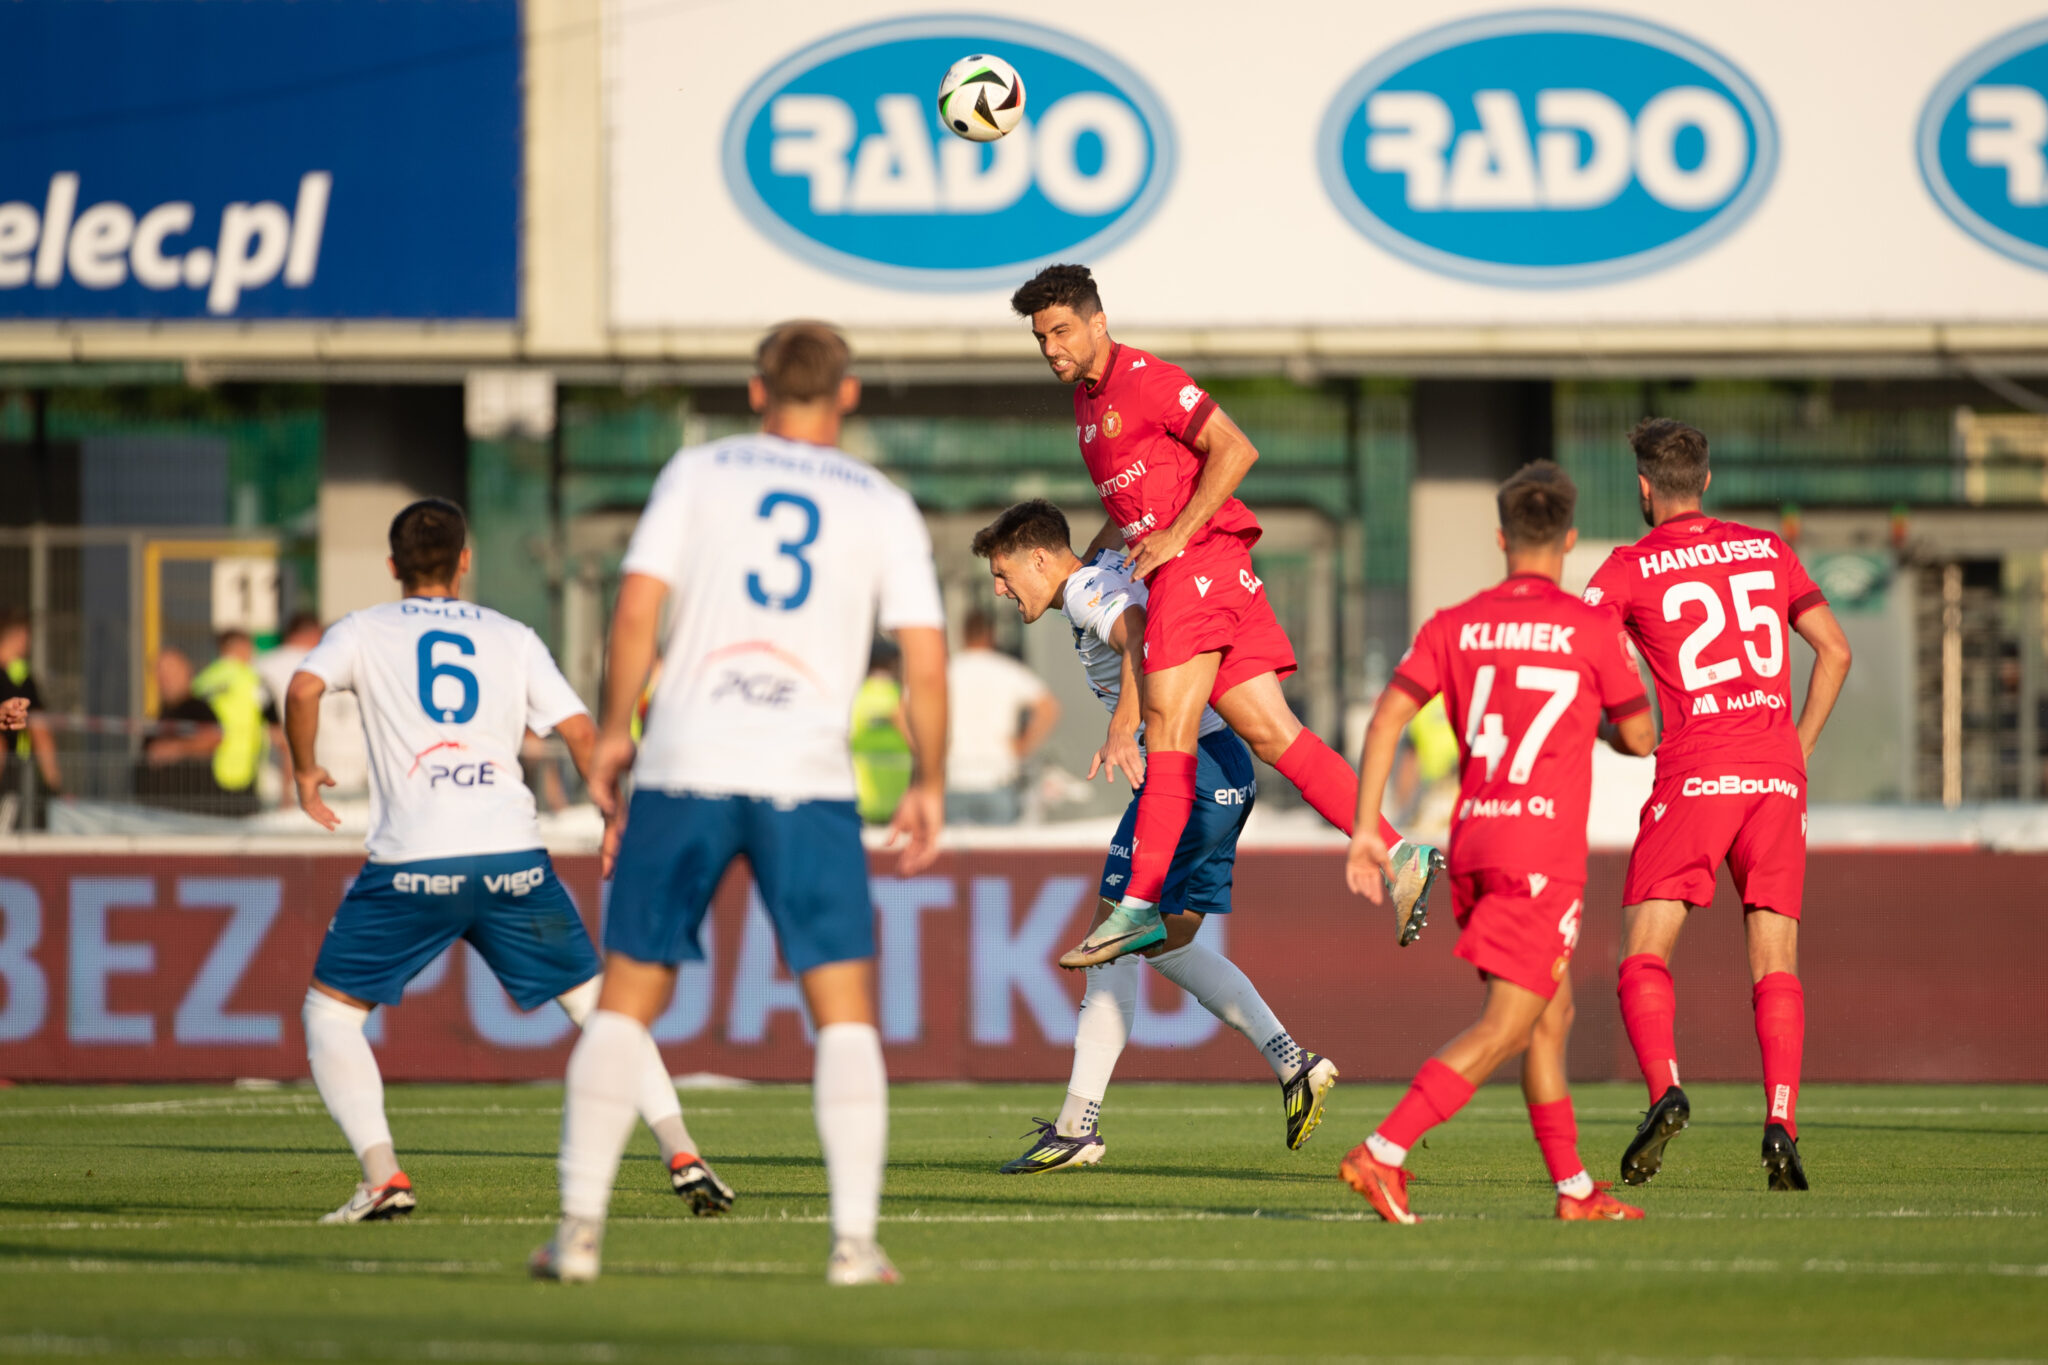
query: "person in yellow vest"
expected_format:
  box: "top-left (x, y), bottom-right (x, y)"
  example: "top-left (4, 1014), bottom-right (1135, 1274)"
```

top-left (0, 609), bottom-right (62, 828)
top-left (191, 630), bottom-right (271, 816)
top-left (850, 640), bottom-right (913, 824)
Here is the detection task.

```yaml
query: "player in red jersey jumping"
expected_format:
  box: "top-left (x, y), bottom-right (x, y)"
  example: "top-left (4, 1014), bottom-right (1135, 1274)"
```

top-left (1340, 462), bottom-right (1656, 1222)
top-left (1582, 419), bottom-right (1852, 1192)
top-left (1009, 264), bottom-right (1443, 965)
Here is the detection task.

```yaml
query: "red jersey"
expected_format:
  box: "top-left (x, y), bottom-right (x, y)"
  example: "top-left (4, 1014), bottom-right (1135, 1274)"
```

top-left (1074, 344), bottom-right (1261, 553)
top-left (1583, 516), bottom-right (1825, 782)
top-left (1392, 575), bottom-right (1649, 881)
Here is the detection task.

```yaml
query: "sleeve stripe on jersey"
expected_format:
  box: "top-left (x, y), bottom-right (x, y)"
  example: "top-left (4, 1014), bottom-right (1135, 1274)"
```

top-left (1604, 694), bottom-right (1652, 722)
top-left (1388, 672), bottom-right (1434, 705)
top-left (1789, 588), bottom-right (1828, 622)
top-left (1180, 394), bottom-right (1218, 447)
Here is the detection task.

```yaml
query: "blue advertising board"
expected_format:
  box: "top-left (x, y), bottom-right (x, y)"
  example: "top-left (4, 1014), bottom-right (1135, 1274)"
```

top-left (1919, 18), bottom-right (2048, 273)
top-left (0, 0), bottom-right (519, 321)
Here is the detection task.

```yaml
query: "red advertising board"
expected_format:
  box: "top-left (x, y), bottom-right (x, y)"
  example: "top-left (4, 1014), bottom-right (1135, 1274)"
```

top-left (0, 849), bottom-right (2041, 1083)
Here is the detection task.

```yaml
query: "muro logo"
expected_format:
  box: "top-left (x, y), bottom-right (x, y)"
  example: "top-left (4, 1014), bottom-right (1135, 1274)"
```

top-left (723, 15), bottom-right (1174, 291)
top-left (1918, 19), bottom-right (2048, 271)
top-left (1316, 10), bottom-right (1778, 287)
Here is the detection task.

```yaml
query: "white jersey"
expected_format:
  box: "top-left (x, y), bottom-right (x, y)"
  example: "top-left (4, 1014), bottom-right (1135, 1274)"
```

top-left (1060, 550), bottom-right (1226, 740)
top-left (622, 433), bottom-right (944, 801)
top-left (297, 597), bottom-right (587, 863)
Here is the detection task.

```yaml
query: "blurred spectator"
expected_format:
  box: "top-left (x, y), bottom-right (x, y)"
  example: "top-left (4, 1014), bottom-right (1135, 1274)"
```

top-left (945, 609), bottom-right (1059, 825)
top-left (1391, 692), bottom-right (1459, 839)
top-left (136, 637), bottom-right (272, 817)
top-left (0, 609), bottom-right (62, 829)
top-left (257, 610), bottom-right (368, 802)
top-left (851, 640), bottom-right (913, 824)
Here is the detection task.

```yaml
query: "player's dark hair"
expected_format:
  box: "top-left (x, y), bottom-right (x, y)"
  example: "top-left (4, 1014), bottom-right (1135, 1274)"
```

top-left (1630, 417), bottom-right (1711, 500)
top-left (283, 610), bottom-right (322, 639)
top-left (389, 498), bottom-right (468, 589)
top-left (756, 320), bottom-right (851, 404)
top-left (1497, 461), bottom-right (1577, 549)
top-left (0, 608), bottom-right (26, 638)
top-left (1010, 263), bottom-right (1101, 319)
top-left (963, 609), bottom-right (995, 645)
top-left (971, 499), bottom-right (1073, 560)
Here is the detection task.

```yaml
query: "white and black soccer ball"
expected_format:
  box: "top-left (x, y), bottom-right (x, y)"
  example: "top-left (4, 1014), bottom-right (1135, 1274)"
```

top-left (937, 53), bottom-right (1025, 142)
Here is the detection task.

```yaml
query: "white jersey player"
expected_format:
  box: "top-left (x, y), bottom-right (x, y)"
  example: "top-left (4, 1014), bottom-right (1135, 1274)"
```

top-left (971, 501), bottom-right (1339, 1174)
top-left (537, 322), bottom-right (948, 1287)
top-left (287, 498), bottom-right (731, 1225)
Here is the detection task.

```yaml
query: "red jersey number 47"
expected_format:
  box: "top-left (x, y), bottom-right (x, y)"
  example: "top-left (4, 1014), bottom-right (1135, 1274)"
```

top-left (1465, 664), bottom-right (1579, 784)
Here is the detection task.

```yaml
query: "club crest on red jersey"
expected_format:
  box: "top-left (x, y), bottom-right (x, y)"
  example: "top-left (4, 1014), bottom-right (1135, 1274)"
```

top-left (1103, 410), bottom-right (1122, 438)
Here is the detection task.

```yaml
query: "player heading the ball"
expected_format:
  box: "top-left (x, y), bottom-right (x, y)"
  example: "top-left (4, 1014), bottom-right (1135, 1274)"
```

top-left (1009, 263), bottom-right (1444, 966)
top-left (1341, 462), bottom-right (1658, 1224)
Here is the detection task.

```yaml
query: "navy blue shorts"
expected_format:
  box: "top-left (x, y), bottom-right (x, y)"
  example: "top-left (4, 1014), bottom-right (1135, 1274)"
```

top-left (314, 851), bottom-right (599, 1010)
top-left (1100, 729), bottom-right (1255, 914)
top-left (606, 791), bottom-right (874, 975)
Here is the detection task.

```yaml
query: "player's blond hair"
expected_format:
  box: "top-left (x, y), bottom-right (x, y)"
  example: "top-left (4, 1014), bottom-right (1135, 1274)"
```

top-left (755, 320), bottom-right (851, 405)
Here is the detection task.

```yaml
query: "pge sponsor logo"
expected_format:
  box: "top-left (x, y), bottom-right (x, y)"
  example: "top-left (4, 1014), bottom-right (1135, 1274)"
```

top-left (1680, 774), bottom-right (1800, 798)
top-left (1918, 19), bottom-right (2048, 271)
top-left (0, 173), bottom-right (330, 315)
top-left (1316, 11), bottom-right (1778, 286)
top-left (724, 16), bottom-right (1175, 290)
top-left (710, 671), bottom-right (798, 708)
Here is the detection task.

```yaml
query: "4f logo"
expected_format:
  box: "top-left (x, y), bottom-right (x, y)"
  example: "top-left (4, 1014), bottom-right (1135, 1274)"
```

top-left (1240, 569), bottom-right (1263, 596)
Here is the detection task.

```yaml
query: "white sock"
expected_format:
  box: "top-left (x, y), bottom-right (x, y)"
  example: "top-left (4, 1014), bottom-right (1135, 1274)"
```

top-left (1557, 1169), bottom-right (1595, 1199)
top-left (557, 979), bottom-right (696, 1161)
top-left (1057, 957), bottom-right (1137, 1135)
top-left (303, 988), bottom-right (400, 1185)
top-left (815, 1022), bottom-right (887, 1243)
top-left (1366, 1132), bottom-right (1408, 1167)
top-left (558, 1010), bottom-right (648, 1222)
top-left (1146, 942), bottom-right (1292, 1079)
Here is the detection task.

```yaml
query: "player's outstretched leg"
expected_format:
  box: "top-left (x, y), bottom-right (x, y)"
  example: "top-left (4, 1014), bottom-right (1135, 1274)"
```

top-left (1340, 1059), bottom-right (1473, 1224)
top-left (302, 986), bottom-right (416, 1224)
top-left (557, 977), bottom-right (734, 1214)
top-left (1214, 676), bottom-right (1445, 942)
top-left (1004, 953), bottom-right (1130, 1173)
top-left (1146, 938), bottom-right (1336, 1149)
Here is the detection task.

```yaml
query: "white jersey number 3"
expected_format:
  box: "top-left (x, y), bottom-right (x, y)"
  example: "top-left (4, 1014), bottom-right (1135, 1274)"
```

top-left (1464, 663), bottom-right (1580, 784)
top-left (1663, 569), bottom-right (1782, 692)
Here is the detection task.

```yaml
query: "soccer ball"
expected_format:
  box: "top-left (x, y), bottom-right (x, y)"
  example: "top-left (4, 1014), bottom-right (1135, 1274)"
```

top-left (937, 53), bottom-right (1025, 142)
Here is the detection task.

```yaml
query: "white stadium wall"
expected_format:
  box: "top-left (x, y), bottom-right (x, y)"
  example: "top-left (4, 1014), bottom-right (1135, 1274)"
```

top-left (13, 0), bottom-right (2048, 366)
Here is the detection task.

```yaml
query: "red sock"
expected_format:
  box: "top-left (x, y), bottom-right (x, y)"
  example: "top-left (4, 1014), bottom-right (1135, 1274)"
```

top-left (1275, 729), bottom-right (1401, 845)
top-left (1374, 1057), bottom-right (1477, 1151)
top-left (1527, 1097), bottom-right (1585, 1185)
top-left (1753, 972), bottom-right (1804, 1141)
top-left (1125, 749), bottom-right (1197, 903)
top-left (1618, 953), bottom-right (1681, 1103)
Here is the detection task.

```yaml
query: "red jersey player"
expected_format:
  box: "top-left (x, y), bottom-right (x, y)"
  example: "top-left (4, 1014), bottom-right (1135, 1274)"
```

top-left (1582, 419), bottom-right (1852, 1193)
top-left (1340, 462), bottom-right (1657, 1223)
top-left (1008, 263), bottom-right (1443, 965)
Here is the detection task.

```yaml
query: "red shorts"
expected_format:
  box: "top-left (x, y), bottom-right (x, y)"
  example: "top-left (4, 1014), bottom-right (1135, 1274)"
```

top-left (1623, 763), bottom-right (1807, 918)
top-left (1450, 869), bottom-right (1584, 1000)
top-left (1141, 533), bottom-right (1296, 703)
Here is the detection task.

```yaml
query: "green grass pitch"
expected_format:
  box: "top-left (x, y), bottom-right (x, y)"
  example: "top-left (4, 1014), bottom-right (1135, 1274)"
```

top-left (1, 1081), bottom-right (2043, 1363)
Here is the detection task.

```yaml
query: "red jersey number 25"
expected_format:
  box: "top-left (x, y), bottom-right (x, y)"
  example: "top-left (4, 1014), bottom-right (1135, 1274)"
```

top-left (1663, 569), bottom-right (1783, 691)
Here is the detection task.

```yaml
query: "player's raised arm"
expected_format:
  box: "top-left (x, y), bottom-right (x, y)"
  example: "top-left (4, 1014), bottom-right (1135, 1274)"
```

top-left (1348, 684), bottom-right (1424, 904)
top-left (285, 670), bottom-right (339, 830)
top-left (889, 624), bottom-right (948, 875)
top-left (1090, 604), bottom-right (1147, 786)
top-left (1128, 408), bottom-right (1260, 580)
top-left (594, 572), bottom-right (667, 818)
top-left (1082, 516), bottom-right (1124, 559)
top-left (1791, 603), bottom-right (1852, 759)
